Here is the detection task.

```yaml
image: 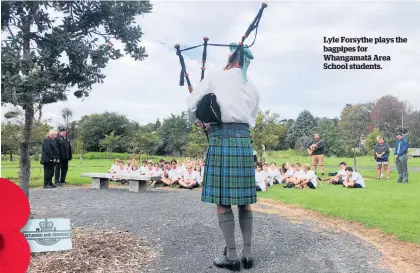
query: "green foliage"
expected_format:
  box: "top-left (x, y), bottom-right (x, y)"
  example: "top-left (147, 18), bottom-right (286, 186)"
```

top-left (78, 112), bottom-right (135, 152)
top-left (284, 110), bottom-right (316, 149)
top-left (157, 112), bottom-right (191, 156)
top-left (251, 110), bottom-right (288, 159)
top-left (186, 124), bottom-right (207, 158)
top-left (364, 128), bottom-right (383, 154)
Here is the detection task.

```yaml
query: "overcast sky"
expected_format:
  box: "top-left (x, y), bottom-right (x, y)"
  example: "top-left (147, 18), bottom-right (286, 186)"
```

top-left (2, 0), bottom-right (420, 126)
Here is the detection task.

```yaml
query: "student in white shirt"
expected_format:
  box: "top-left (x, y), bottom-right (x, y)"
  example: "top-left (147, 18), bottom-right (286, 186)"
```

top-left (179, 164), bottom-right (199, 189)
top-left (255, 163), bottom-right (266, 192)
top-left (167, 159), bottom-right (182, 186)
top-left (149, 163), bottom-right (165, 188)
top-left (145, 163), bottom-right (154, 176)
top-left (328, 162), bottom-right (347, 185)
top-left (108, 158), bottom-right (120, 174)
top-left (139, 160), bottom-right (148, 174)
top-left (262, 163), bottom-right (273, 187)
top-left (283, 162), bottom-right (305, 188)
top-left (295, 164), bottom-right (318, 189)
top-left (194, 164), bottom-right (203, 185)
top-left (343, 167), bottom-right (366, 188)
top-left (269, 162), bottom-right (281, 184)
top-left (281, 162), bottom-right (294, 183)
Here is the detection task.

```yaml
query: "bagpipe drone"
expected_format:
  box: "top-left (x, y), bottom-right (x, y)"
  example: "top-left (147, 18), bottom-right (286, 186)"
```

top-left (174, 2), bottom-right (268, 93)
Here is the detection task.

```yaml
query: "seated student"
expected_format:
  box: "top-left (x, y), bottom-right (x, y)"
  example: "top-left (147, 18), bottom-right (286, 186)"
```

top-left (114, 161), bottom-right (127, 174)
top-left (328, 162), bottom-right (347, 185)
top-left (343, 167), bottom-right (366, 188)
top-left (269, 162), bottom-right (281, 184)
top-left (262, 162), bottom-right (273, 187)
top-left (129, 164), bottom-right (140, 174)
top-left (159, 159), bottom-right (166, 169)
top-left (194, 164), bottom-right (203, 185)
top-left (149, 163), bottom-right (165, 188)
top-left (280, 162), bottom-right (294, 183)
top-left (167, 159), bottom-right (182, 186)
top-left (108, 158), bottom-right (120, 174)
top-left (179, 164), bottom-right (200, 189)
top-left (283, 162), bottom-right (306, 188)
top-left (295, 164), bottom-right (318, 189)
top-left (139, 160), bottom-right (148, 174)
top-left (255, 163), bottom-right (267, 192)
top-left (144, 162), bottom-right (154, 176)
top-left (280, 163), bottom-right (287, 175)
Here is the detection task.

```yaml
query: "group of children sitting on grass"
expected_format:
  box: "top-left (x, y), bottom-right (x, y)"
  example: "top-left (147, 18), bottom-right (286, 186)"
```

top-left (254, 161), bottom-right (366, 192)
top-left (108, 157), bottom-right (204, 189)
top-left (108, 157), bottom-right (366, 191)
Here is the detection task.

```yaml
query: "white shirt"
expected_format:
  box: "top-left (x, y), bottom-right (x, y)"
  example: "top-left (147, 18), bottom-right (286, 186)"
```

top-left (306, 170), bottom-right (318, 188)
top-left (255, 171), bottom-right (266, 192)
top-left (193, 171), bottom-right (202, 185)
top-left (337, 169), bottom-right (347, 179)
top-left (140, 166), bottom-right (148, 174)
top-left (183, 171), bottom-right (199, 182)
top-left (270, 168), bottom-right (281, 182)
top-left (350, 172), bottom-right (365, 188)
top-left (293, 170), bottom-right (306, 178)
top-left (152, 168), bottom-right (164, 178)
top-left (168, 168), bottom-right (182, 179)
top-left (109, 164), bottom-right (119, 173)
top-left (285, 169), bottom-right (294, 178)
top-left (263, 170), bottom-right (273, 186)
top-left (186, 69), bottom-right (260, 128)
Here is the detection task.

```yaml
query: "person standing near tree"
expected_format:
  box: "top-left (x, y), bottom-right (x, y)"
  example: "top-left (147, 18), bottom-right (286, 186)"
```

top-left (394, 131), bottom-right (409, 183)
top-left (374, 136), bottom-right (390, 180)
top-left (54, 127), bottom-right (72, 185)
top-left (41, 130), bottom-right (59, 188)
top-left (306, 133), bottom-right (325, 176)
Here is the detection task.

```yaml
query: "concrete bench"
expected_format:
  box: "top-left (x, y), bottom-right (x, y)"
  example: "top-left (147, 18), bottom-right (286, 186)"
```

top-left (80, 173), bottom-right (161, 193)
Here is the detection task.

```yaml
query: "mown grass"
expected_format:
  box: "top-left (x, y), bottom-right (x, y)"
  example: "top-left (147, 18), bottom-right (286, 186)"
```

top-left (1, 151), bottom-right (419, 244)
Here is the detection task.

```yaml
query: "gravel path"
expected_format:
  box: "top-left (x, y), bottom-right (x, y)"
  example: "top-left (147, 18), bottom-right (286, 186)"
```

top-left (29, 187), bottom-right (392, 273)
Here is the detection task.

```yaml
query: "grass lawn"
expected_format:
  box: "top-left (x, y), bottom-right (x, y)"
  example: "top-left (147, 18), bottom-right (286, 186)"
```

top-left (1, 152), bottom-right (419, 244)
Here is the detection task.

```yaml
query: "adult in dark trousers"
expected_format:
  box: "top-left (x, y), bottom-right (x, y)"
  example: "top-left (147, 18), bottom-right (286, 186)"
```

top-left (394, 131), bottom-right (409, 183)
top-left (54, 127), bottom-right (72, 185)
top-left (187, 43), bottom-right (259, 271)
top-left (41, 130), bottom-right (59, 188)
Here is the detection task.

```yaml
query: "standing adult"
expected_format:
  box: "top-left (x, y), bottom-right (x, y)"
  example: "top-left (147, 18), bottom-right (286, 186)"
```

top-left (41, 130), bottom-right (59, 188)
top-left (374, 136), bottom-right (390, 180)
top-left (54, 127), bottom-right (72, 185)
top-left (186, 43), bottom-right (259, 270)
top-left (394, 132), bottom-right (409, 183)
top-left (306, 134), bottom-right (325, 176)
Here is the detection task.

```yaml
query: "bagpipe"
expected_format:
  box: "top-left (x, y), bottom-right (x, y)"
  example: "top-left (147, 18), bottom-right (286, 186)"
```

top-left (174, 2), bottom-right (268, 93)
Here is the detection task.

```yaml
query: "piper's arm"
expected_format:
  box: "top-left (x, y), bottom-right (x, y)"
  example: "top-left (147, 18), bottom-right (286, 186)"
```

top-left (186, 74), bottom-right (211, 123)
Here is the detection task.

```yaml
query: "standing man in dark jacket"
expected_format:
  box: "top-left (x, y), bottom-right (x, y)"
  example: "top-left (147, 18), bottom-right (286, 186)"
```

top-left (41, 130), bottom-right (59, 188)
top-left (54, 127), bottom-right (72, 185)
top-left (307, 134), bottom-right (325, 176)
top-left (394, 131), bottom-right (409, 183)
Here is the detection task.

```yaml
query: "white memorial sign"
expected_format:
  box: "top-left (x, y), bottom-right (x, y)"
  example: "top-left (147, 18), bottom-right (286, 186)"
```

top-left (21, 218), bottom-right (72, 253)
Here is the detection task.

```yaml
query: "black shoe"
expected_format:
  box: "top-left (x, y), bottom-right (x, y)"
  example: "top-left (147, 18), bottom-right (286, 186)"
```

top-left (60, 181), bottom-right (67, 184)
top-left (241, 257), bottom-right (254, 269)
top-left (213, 256), bottom-right (240, 271)
top-left (51, 184), bottom-right (58, 188)
top-left (44, 185), bottom-right (53, 189)
top-left (321, 173), bottom-right (324, 176)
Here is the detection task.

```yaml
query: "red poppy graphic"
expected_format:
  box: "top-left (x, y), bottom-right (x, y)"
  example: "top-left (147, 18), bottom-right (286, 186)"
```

top-left (0, 178), bottom-right (31, 273)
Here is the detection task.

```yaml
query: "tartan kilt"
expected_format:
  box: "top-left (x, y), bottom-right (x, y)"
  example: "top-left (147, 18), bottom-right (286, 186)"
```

top-left (201, 127), bottom-right (257, 206)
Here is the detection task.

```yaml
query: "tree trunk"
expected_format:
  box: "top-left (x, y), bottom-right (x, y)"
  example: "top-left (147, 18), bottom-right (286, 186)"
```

top-left (19, 100), bottom-right (35, 197)
top-left (9, 153), bottom-right (13, 162)
top-left (353, 147), bottom-right (357, 172)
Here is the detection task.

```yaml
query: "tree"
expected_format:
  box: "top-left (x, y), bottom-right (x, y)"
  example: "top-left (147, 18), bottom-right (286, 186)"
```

top-left (251, 110), bottom-right (287, 160)
top-left (370, 95), bottom-right (406, 139)
top-left (157, 112), bottom-right (190, 156)
top-left (78, 112), bottom-right (136, 152)
top-left (1, 1), bottom-right (153, 196)
top-left (99, 131), bottom-right (122, 157)
top-left (364, 128), bottom-right (383, 155)
top-left (1, 122), bottom-right (21, 161)
top-left (312, 118), bottom-right (345, 156)
top-left (338, 104), bottom-right (371, 170)
top-left (285, 110), bottom-right (317, 149)
top-left (186, 124), bottom-right (207, 158)
top-left (134, 131), bottom-right (159, 157)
